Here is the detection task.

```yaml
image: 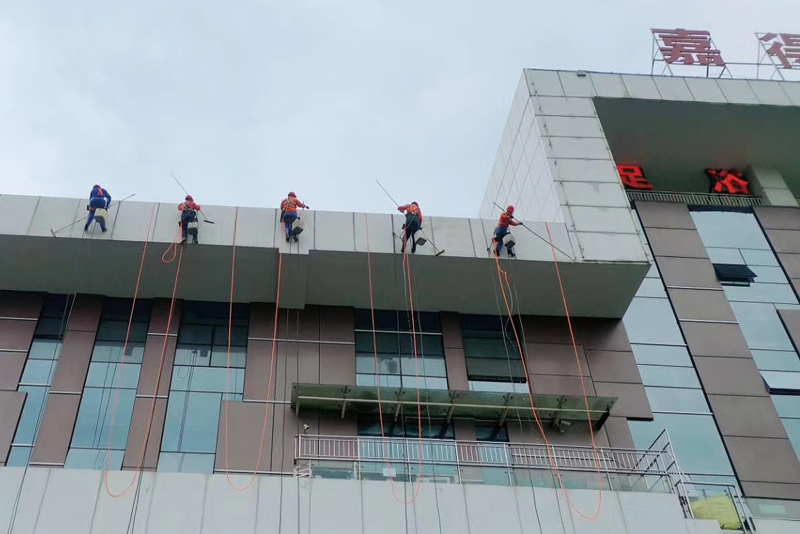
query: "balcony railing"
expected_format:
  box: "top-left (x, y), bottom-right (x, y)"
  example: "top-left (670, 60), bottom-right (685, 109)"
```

top-left (296, 434), bottom-right (672, 489)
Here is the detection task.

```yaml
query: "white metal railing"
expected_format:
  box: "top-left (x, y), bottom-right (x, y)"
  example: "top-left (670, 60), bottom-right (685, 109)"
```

top-left (296, 434), bottom-right (672, 478)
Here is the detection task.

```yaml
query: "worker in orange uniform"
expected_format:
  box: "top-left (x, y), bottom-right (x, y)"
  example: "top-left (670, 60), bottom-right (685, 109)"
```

top-left (280, 192), bottom-right (309, 242)
top-left (493, 205), bottom-right (519, 258)
top-left (397, 202), bottom-right (422, 254)
top-left (178, 195), bottom-right (202, 244)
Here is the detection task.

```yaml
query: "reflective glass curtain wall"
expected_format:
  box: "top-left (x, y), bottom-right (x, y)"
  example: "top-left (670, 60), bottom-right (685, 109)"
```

top-left (461, 315), bottom-right (527, 393)
top-left (626, 215), bottom-right (737, 486)
top-left (65, 298), bottom-right (152, 470)
top-left (7, 294), bottom-right (73, 466)
top-left (159, 301), bottom-right (248, 474)
top-left (691, 209), bottom-right (800, 461)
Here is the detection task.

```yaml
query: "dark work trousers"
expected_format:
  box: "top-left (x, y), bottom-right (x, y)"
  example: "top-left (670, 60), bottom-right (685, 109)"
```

top-left (85, 197), bottom-right (109, 231)
top-left (181, 210), bottom-right (198, 242)
top-left (283, 212), bottom-right (298, 241)
top-left (402, 215), bottom-right (421, 254)
top-left (494, 226), bottom-right (509, 255)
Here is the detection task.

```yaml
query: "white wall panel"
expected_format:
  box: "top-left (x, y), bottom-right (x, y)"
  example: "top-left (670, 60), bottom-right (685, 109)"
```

top-left (91, 471), bottom-right (156, 534)
top-left (528, 70), bottom-right (565, 97)
top-left (361, 480), bottom-right (408, 534)
top-left (748, 80), bottom-right (792, 106)
top-left (236, 207), bottom-right (277, 249)
top-left (653, 77), bottom-right (693, 101)
top-left (558, 72), bottom-right (596, 98)
top-left (0, 467), bottom-right (26, 532)
top-left (535, 97), bottom-right (596, 118)
top-left (255, 475), bottom-right (282, 534)
top-left (685, 78), bottom-right (726, 103)
top-left (35, 469), bottom-right (100, 534)
top-left (717, 79), bottom-right (759, 105)
top-left (541, 117), bottom-right (603, 138)
top-left (569, 207), bottom-right (638, 234)
top-left (567, 490), bottom-right (625, 534)
top-left (146, 472), bottom-right (206, 534)
top-left (0, 195), bottom-right (39, 236)
top-left (621, 75), bottom-right (662, 100)
top-left (618, 492), bottom-right (691, 534)
top-left (553, 158), bottom-right (619, 183)
top-left (577, 232), bottom-right (648, 262)
top-left (201, 475), bottom-right (258, 534)
top-left (465, 484), bottom-right (523, 534)
top-left (29, 198), bottom-right (84, 238)
top-left (589, 73), bottom-right (627, 98)
top-left (549, 138), bottom-right (610, 160)
top-left (307, 479), bottom-right (360, 534)
top-left (354, 212), bottom-right (395, 254)
top-left (5, 467), bottom-right (49, 534)
top-left (561, 183), bottom-right (628, 208)
top-left (314, 211), bottom-right (355, 252)
top-left (110, 201), bottom-right (160, 242)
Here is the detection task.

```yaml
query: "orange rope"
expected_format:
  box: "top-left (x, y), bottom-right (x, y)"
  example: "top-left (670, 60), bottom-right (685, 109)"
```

top-left (105, 224), bottom-right (186, 498)
top-left (365, 213), bottom-right (424, 504)
top-left (491, 228), bottom-right (604, 520)
top-left (102, 204), bottom-right (156, 496)
top-left (223, 210), bottom-right (284, 491)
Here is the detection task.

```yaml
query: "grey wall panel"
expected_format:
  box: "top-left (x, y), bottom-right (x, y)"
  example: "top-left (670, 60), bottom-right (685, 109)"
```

top-left (453, 419), bottom-right (476, 441)
top-left (708, 395), bottom-right (788, 439)
top-left (619, 492), bottom-right (694, 534)
top-left (248, 303), bottom-right (289, 340)
top-left (318, 416), bottom-right (357, 436)
top-left (585, 351), bottom-right (642, 384)
top-left (319, 306), bottom-right (354, 343)
top-left (635, 202), bottom-right (696, 230)
top-left (755, 206), bottom-right (800, 231)
top-left (123, 398), bottom-right (166, 470)
top-left (741, 481), bottom-right (800, 501)
top-left (667, 289), bottom-right (736, 322)
top-left (0, 466), bottom-right (49, 533)
top-left (444, 347), bottom-right (468, 390)
top-left (655, 257), bottom-right (721, 289)
top-left (50, 330), bottom-right (97, 393)
top-left (0, 319), bottom-right (36, 351)
top-left (92, 470), bottom-right (156, 534)
top-left (0, 291), bottom-right (44, 319)
top-left (148, 298), bottom-right (182, 335)
top-left (30, 393), bottom-right (81, 465)
top-left (361, 479), bottom-right (409, 534)
top-left (269, 402), bottom-right (284, 471)
top-left (308, 479), bottom-right (362, 534)
top-left (0, 195), bottom-right (38, 235)
top-left (531, 374), bottom-right (595, 397)
top-left (35, 468), bottom-right (100, 534)
top-left (201, 474), bottom-right (259, 534)
top-left (66, 295), bottom-right (104, 332)
top-left (526, 343), bottom-right (589, 377)
top-left (593, 382), bottom-right (653, 419)
top-left (647, 229), bottom-right (709, 258)
top-left (604, 416), bottom-right (635, 449)
top-left (725, 436), bottom-right (800, 484)
top-left (0, 351), bottom-right (27, 390)
top-left (680, 322), bottom-right (752, 358)
top-left (319, 344), bottom-right (355, 385)
top-left (693, 357), bottom-right (768, 397)
top-left (136, 334), bottom-right (177, 397)
top-left (0, 391), bottom-right (25, 463)
top-left (146, 472), bottom-right (206, 534)
top-left (465, 485), bottom-right (524, 534)
top-left (763, 229), bottom-right (800, 254)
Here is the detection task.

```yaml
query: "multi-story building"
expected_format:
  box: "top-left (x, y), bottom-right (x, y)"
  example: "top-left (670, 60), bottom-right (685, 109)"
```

top-left (2, 68), bottom-right (800, 533)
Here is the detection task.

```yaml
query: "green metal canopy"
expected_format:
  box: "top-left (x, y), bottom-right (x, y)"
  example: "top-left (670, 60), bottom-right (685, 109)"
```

top-left (291, 383), bottom-right (617, 431)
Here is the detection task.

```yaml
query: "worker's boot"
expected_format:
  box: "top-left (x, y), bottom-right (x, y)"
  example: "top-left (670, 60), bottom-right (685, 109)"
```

top-left (507, 248), bottom-right (516, 258)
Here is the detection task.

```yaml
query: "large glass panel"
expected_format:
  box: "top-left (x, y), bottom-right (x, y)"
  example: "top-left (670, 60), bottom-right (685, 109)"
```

top-left (630, 414), bottom-right (734, 476)
top-left (782, 419), bottom-right (800, 461)
top-left (85, 362), bottom-right (141, 389)
top-left (15, 386), bottom-right (48, 444)
top-left (71, 389), bottom-right (136, 450)
top-left (741, 249), bottom-right (780, 267)
top-left (706, 248), bottom-right (745, 265)
top-left (162, 391), bottom-right (222, 453)
top-left (748, 266), bottom-right (790, 284)
top-left (399, 356), bottom-right (447, 378)
top-left (157, 452), bottom-right (216, 474)
top-left (631, 344), bottom-right (693, 367)
top-left (27, 340), bottom-right (61, 360)
top-left (65, 449), bottom-right (124, 471)
top-left (636, 279), bottom-right (667, 298)
top-left (623, 298), bottom-right (685, 345)
top-left (639, 366), bottom-right (702, 388)
top-left (730, 302), bottom-right (794, 351)
top-left (751, 350), bottom-right (800, 372)
top-left (691, 211), bottom-right (770, 250)
top-left (20, 360), bottom-right (58, 385)
top-left (773, 396), bottom-right (800, 419)
top-left (209, 347), bottom-right (247, 368)
top-left (761, 371), bottom-right (800, 393)
top-left (645, 387), bottom-right (711, 413)
top-left (356, 374), bottom-right (402, 388)
top-left (6, 447), bottom-right (32, 467)
top-left (724, 283), bottom-right (797, 304)
top-left (91, 342), bottom-right (145, 364)
top-left (170, 366), bottom-right (244, 394)
top-left (469, 381), bottom-right (528, 393)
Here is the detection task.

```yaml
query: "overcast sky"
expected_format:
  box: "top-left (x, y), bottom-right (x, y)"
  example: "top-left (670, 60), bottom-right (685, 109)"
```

top-left (1, 1), bottom-right (797, 217)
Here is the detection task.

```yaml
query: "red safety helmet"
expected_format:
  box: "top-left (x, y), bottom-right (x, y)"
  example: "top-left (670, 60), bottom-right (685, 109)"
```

top-left (288, 192), bottom-right (297, 198)
top-left (411, 201), bottom-right (419, 206)
top-left (506, 205), bottom-right (515, 214)
top-left (185, 195), bottom-right (193, 201)
top-left (93, 184), bottom-right (101, 189)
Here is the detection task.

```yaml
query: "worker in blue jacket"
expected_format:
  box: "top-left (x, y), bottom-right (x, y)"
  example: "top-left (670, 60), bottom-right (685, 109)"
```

top-left (85, 185), bottom-right (111, 232)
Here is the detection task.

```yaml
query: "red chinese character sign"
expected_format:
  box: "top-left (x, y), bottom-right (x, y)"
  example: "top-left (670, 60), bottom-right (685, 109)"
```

top-left (653, 28), bottom-right (726, 66)
top-left (758, 33), bottom-right (800, 70)
top-left (706, 169), bottom-right (750, 195)
top-left (618, 165), bottom-right (653, 190)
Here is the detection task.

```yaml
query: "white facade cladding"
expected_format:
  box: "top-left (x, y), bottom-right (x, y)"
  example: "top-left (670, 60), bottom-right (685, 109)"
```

top-left (0, 466), bottom-right (733, 534)
top-left (0, 194), bottom-right (649, 317)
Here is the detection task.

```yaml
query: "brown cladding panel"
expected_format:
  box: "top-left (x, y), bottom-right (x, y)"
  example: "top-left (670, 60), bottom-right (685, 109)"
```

top-left (724, 436), bottom-right (800, 485)
top-left (585, 351), bottom-right (642, 384)
top-left (655, 257), bottom-right (721, 289)
top-left (754, 206), bottom-right (800, 231)
top-left (647, 228), bottom-right (709, 259)
top-left (440, 312), bottom-right (463, 349)
top-left (319, 344), bottom-right (356, 385)
top-left (603, 416), bottom-right (635, 449)
top-left (520, 316), bottom-right (573, 345)
top-left (269, 402), bottom-right (285, 471)
top-left (318, 416), bottom-right (357, 436)
top-left (0, 320), bottom-right (37, 351)
top-left (443, 348), bottom-right (468, 390)
top-left (297, 307), bottom-right (320, 341)
top-left (214, 401), bottom-right (270, 473)
top-left (693, 357), bottom-right (768, 397)
top-left (244, 339), bottom-right (273, 401)
top-left (65, 295), bottom-right (104, 332)
top-left (593, 382), bottom-right (653, 419)
top-left (574, 319), bottom-right (631, 352)
top-left (530, 375), bottom-right (595, 397)
top-left (707, 395), bottom-right (787, 439)
top-left (763, 229), bottom-right (800, 254)
top-left (0, 391), bottom-right (25, 463)
top-left (779, 254), bottom-right (800, 279)
top-left (526, 343), bottom-right (589, 377)
top-left (635, 202), bottom-right (696, 230)
top-left (741, 481), bottom-right (800, 500)
top-left (136, 334), bottom-right (177, 397)
top-left (296, 343), bottom-right (320, 384)
top-left (123, 398), bottom-right (167, 470)
top-left (667, 289), bottom-right (736, 322)
top-left (319, 307), bottom-right (354, 343)
top-left (0, 291), bottom-right (44, 319)
top-left (29, 393), bottom-right (81, 465)
top-left (149, 299), bottom-right (182, 335)
top-left (50, 330), bottom-right (97, 394)
top-left (274, 342), bottom-right (299, 402)
top-left (679, 322), bottom-right (752, 358)
top-left (0, 352), bottom-right (27, 390)
top-left (778, 309), bottom-right (800, 350)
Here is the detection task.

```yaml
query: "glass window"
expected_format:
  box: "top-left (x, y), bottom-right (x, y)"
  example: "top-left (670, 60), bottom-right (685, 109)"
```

top-left (14, 386), bottom-right (48, 445)
top-left (356, 374), bottom-right (402, 388)
top-left (91, 342), bottom-right (144, 364)
top-left (761, 371), bottom-right (800, 393)
top-left (741, 249), bottom-right (780, 267)
top-left (645, 387), bottom-right (710, 413)
top-left (630, 414), bottom-right (734, 476)
top-left (6, 447), bottom-right (32, 467)
top-left (157, 452), bottom-right (216, 474)
top-left (749, 266), bottom-right (791, 284)
top-left (463, 337), bottom-right (519, 359)
top-left (691, 211), bottom-right (771, 250)
top-left (623, 298), bottom-right (685, 346)
top-left (724, 283), bottom-right (798, 305)
top-left (706, 248), bottom-right (745, 265)
top-left (27, 340), bottom-right (62, 360)
top-left (20, 360), bottom-right (58, 385)
top-left (170, 366), bottom-right (244, 394)
top-left (639, 366), bottom-right (702, 388)
top-left (96, 320), bottom-right (148, 343)
top-left (731, 302), bottom-right (794, 351)
top-left (475, 425), bottom-right (509, 442)
top-left (65, 448), bottom-right (125, 471)
top-left (773, 396), bottom-right (800, 419)
top-left (751, 350), bottom-right (800, 372)
top-left (162, 391), bottom-right (222, 454)
top-left (636, 279), bottom-right (667, 298)
top-left (209, 347), bottom-right (247, 368)
top-left (469, 380), bottom-right (528, 393)
top-left (356, 353), bottom-right (401, 375)
top-left (631, 345), bottom-right (693, 367)
top-left (402, 376), bottom-right (449, 390)
top-left (71, 389), bottom-right (136, 450)
top-left (85, 362), bottom-right (141, 389)
top-left (465, 357), bottom-right (525, 381)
